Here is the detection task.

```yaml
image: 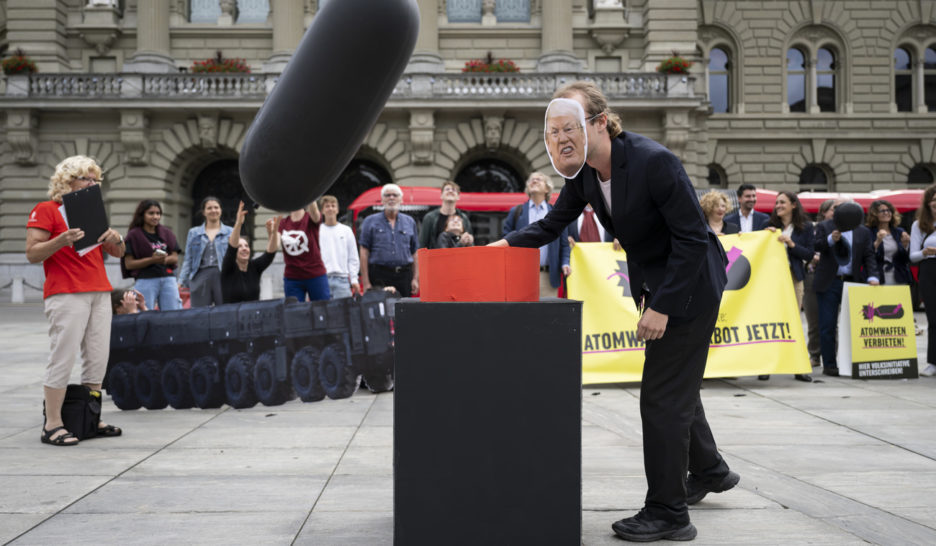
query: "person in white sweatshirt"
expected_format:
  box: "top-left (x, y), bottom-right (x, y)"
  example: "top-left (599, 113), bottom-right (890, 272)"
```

top-left (318, 195), bottom-right (360, 299)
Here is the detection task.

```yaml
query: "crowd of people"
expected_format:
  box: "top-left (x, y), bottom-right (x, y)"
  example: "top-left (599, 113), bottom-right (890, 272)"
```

top-left (25, 153), bottom-right (936, 451)
top-left (699, 183), bottom-right (936, 381)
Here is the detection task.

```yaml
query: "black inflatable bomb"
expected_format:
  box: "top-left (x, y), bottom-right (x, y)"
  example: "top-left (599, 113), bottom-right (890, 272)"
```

top-left (239, 0), bottom-right (420, 211)
top-left (833, 202), bottom-right (864, 232)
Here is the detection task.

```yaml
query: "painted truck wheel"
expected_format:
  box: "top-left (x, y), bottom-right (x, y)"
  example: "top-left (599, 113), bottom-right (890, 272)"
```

top-left (108, 361), bottom-right (142, 411)
top-left (239, 0), bottom-right (420, 210)
top-left (254, 349), bottom-right (294, 407)
top-left (319, 343), bottom-right (358, 400)
top-left (291, 346), bottom-right (325, 403)
top-left (363, 351), bottom-right (395, 393)
top-left (190, 356), bottom-right (224, 409)
top-left (162, 358), bottom-right (195, 409)
top-left (224, 352), bottom-right (258, 409)
top-left (135, 359), bottom-right (169, 410)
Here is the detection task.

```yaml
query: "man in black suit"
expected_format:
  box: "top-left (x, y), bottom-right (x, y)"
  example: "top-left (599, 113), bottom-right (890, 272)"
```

top-left (724, 183), bottom-right (769, 232)
top-left (813, 206), bottom-right (880, 376)
top-left (490, 82), bottom-right (738, 542)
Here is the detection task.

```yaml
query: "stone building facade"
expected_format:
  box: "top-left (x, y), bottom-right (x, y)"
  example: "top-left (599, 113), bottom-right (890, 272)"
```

top-left (1, 0), bottom-right (934, 301)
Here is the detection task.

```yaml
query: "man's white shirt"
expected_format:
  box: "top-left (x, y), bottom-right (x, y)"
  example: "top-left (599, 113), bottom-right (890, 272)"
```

top-left (319, 222), bottom-right (360, 279)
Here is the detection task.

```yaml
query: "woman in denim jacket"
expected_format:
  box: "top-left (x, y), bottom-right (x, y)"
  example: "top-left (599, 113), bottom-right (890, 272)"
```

top-left (179, 196), bottom-right (232, 307)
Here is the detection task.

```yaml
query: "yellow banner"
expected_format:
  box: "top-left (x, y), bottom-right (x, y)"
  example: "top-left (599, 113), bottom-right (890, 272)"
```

top-left (567, 231), bottom-right (812, 384)
top-left (839, 283), bottom-right (918, 379)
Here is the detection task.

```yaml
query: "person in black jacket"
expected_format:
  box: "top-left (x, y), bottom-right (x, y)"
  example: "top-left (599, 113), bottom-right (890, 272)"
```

top-left (490, 81), bottom-right (736, 542)
top-left (866, 199), bottom-right (912, 286)
top-left (760, 191), bottom-right (814, 382)
top-left (221, 201), bottom-right (281, 304)
top-left (724, 183), bottom-right (769, 232)
top-left (813, 203), bottom-right (880, 376)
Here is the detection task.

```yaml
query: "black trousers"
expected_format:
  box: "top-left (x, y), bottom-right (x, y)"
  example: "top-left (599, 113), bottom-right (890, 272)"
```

top-left (640, 305), bottom-right (729, 525)
top-left (919, 260), bottom-right (936, 364)
top-left (368, 264), bottom-right (413, 297)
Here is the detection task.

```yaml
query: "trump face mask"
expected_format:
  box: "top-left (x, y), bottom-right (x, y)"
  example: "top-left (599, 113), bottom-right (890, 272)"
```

top-left (544, 98), bottom-right (588, 179)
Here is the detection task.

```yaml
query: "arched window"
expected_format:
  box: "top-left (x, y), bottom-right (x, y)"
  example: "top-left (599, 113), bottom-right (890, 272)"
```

top-left (816, 47), bottom-right (837, 112)
top-left (799, 165), bottom-right (831, 192)
top-left (925, 46), bottom-right (936, 111)
top-left (895, 47), bottom-right (914, 112)
top-left (708, 47), bottom-right (731, 114)
top-left (787, 48), bottom-right (807, 112)
top-left (454, 158), bottom-right (523, 193)
top-left (707, 164), bottom-right (727, 188)
top-left (909, 164), bottom-right (935, 187)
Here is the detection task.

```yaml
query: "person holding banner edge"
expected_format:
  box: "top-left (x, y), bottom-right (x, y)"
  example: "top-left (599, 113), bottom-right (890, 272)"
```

top-left (490, 82), bottom-right (737, 542)
top-left (761, 191), bottom-right (815, 382)
top-left (909, 184), bottom-right (936, 377)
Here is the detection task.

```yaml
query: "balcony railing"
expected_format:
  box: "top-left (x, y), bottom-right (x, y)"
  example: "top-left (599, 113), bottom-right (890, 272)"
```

top-left (2, 72), bottom-right (693, 101)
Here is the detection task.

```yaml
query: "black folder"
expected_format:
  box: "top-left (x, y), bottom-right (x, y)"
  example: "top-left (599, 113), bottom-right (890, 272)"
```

top-left (61, 184), bottom-right (109, 253)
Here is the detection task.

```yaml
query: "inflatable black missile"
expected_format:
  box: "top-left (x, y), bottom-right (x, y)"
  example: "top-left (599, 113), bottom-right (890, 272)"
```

top-left (240, 0), bottom-right (420, 211)
top-left (833, 202), bottom-right (864, 232)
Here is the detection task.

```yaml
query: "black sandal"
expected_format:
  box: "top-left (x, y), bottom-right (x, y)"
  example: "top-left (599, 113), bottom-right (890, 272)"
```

top-left (96, 424), bottom-right (122, 437)
top-left (41, 426), bottom-right (78, 446)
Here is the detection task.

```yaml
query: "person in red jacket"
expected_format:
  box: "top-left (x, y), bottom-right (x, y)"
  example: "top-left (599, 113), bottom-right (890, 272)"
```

top-left (25, 155), bottom-right (125, 446)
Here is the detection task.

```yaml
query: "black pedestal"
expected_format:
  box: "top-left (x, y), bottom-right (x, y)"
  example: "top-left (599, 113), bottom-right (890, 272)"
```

top-left (394, 300), bottom-right (582, 545)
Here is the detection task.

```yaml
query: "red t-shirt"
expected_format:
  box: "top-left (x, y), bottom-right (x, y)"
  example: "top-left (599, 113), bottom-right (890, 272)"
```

top-left (278, 212), bottom-right (327, 280)
top-left (27, 200), bottom-right (112, 299)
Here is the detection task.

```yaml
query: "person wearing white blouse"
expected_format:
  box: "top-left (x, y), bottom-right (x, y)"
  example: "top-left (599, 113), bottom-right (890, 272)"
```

top-left (909, 184), bottom-right (936, 377)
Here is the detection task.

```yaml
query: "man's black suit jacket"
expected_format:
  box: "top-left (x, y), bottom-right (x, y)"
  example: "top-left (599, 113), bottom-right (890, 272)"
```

top-left (504, 132), bottom-right (728, 320)
top-left (724, 210), bottom-right (769, 231)
top-left (813, 220), bottom-right (879, 293)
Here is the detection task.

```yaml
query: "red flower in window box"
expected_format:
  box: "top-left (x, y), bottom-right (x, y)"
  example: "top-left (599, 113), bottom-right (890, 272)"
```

top-left (191, 50), bottom-right (251, 73)
top-left (2, 49), bottom-right (38, 75)
top-left (656, 51), bottom-right (693, 74)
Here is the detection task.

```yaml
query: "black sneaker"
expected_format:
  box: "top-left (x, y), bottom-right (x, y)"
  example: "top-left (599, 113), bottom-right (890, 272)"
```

top-left (611, 510), bottom-right (697, 542)
top-left (686, 470), bottom-right (740, 505)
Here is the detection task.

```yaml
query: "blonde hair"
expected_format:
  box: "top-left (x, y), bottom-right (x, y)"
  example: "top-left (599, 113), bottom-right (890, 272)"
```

top-left (553, 81), bottom-right (623, 138)
top-left (699, 191), bottom-right (732, 219)
top-left (48, 155), bottom-right (102, 203)
top-left (319, 195), bottom-right (339, 208)
top-left (525, 171), bottom-right (554, 198)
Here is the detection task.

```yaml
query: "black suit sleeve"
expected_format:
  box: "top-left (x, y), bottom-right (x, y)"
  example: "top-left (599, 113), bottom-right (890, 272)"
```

top-left (859, 228), bottom-right (880, 280)
top-left (504, 184), bottom-right (586, 248)
top-left (788, 222), bottom-right (815, 262)
top-left (814, 221), bottom-right (832, 254)
top-left (646, 152), bottom-right (711, 315)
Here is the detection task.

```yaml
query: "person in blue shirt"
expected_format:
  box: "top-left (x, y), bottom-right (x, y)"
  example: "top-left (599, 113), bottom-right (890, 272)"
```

top-left (359, 184), bottom-right (419, 296)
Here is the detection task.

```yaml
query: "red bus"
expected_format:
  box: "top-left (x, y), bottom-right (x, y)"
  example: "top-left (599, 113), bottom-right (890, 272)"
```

top-left (345, 186), bottom-right (926, 245)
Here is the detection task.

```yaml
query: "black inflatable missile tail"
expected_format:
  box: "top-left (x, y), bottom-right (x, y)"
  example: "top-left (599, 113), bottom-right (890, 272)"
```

top-left (240, 0), bottom-right (420, 211)
top-left (833, 202), bottom-right (864, 232)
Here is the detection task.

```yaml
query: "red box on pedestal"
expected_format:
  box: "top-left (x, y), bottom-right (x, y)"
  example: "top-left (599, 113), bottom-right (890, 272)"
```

top-left (417, 247), bottom-right (539, 302)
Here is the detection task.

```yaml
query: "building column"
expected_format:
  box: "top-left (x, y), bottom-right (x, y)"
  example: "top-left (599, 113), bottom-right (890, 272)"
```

top-left (406, 0), bottom-right (444, 73)
top-left (124, 0), bottom-right (175, 73)
top-left (265, 0), bottom-right (306, 71)
top-left (916, 57), bottom-right (928, 114)
top-left (537, 0), bottom-right (580, 72)
top-left (808, 54), bottom-right (820, 114)
top-left (5, 0), bottom-right (70, 72)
